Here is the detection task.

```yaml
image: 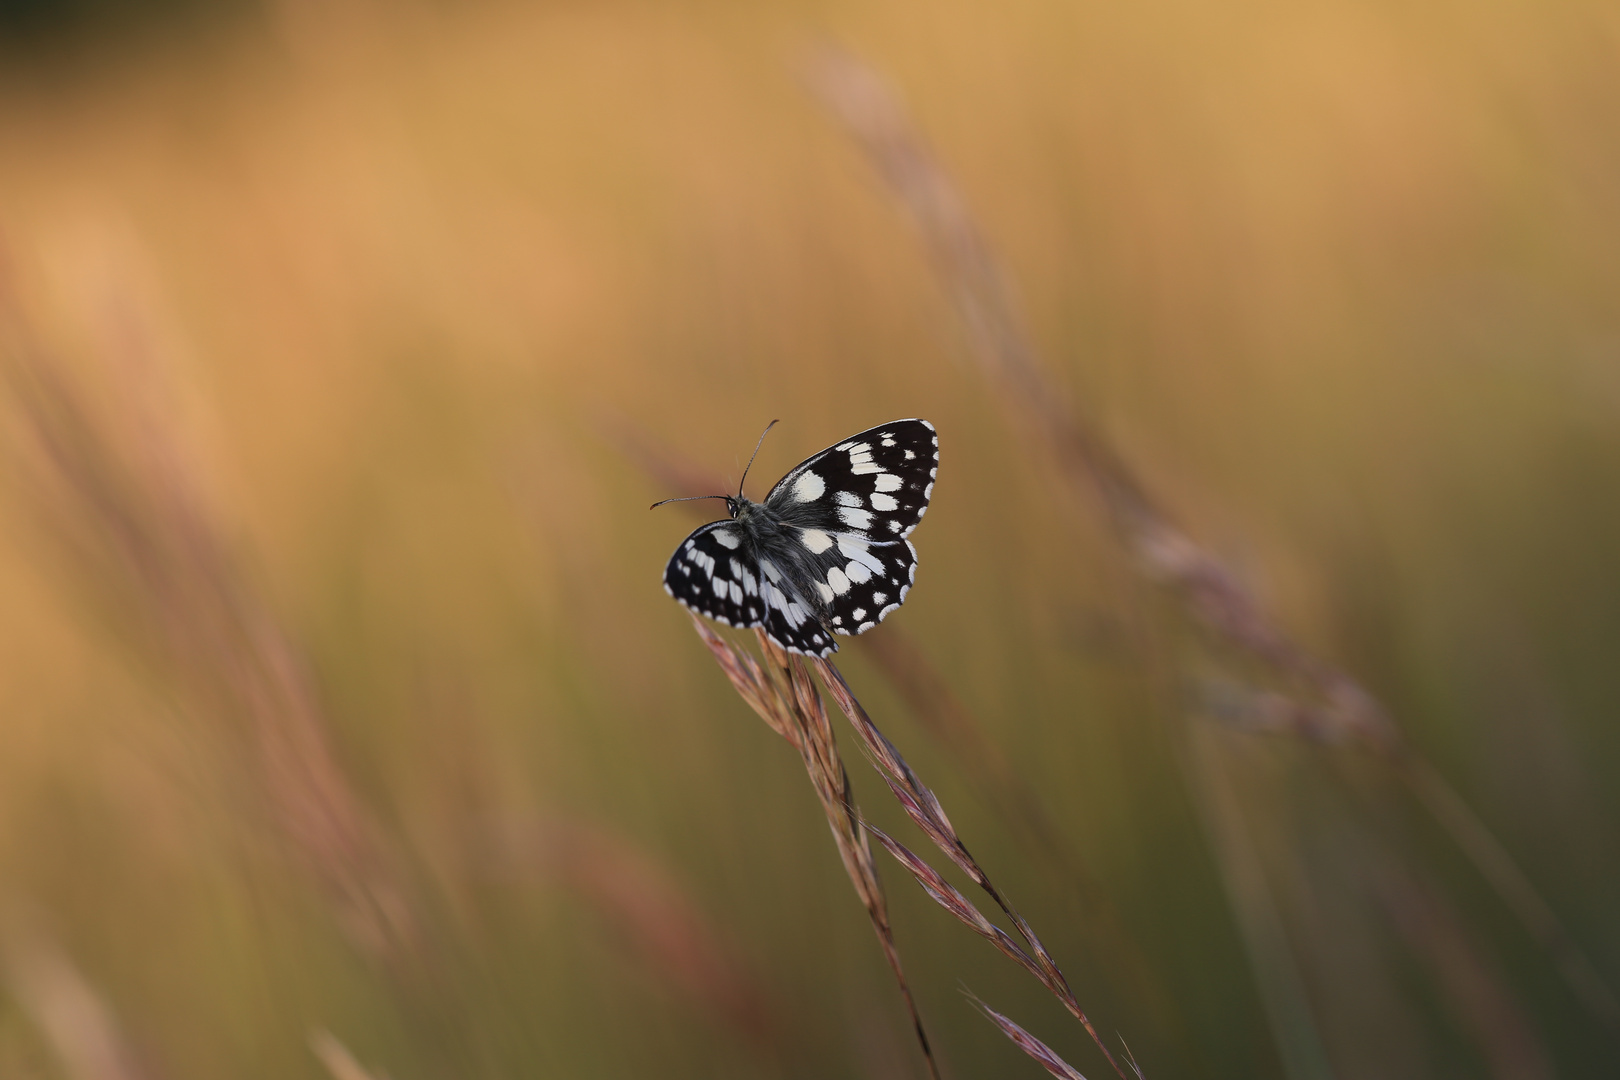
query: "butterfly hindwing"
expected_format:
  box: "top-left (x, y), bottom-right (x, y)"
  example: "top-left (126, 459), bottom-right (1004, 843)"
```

top-left (784, 530), bottom-right (917, 637)
top-left (763, 419), bottom-right (938, 541)
top-left (754, 552), bottom-right (839, 656)
top-left (663, 521), bottom-right (769, 631)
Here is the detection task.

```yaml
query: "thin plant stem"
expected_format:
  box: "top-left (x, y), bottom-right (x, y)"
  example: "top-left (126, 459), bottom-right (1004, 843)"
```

top-left (1179, 721), bottom-right (1335, 1080)
top-left (813, 658), bottom-right (1129, 1080)
top-left (804, 42), bottom-right (1619, 1039)
top-left (687, 617), bottom-right (943, 1080)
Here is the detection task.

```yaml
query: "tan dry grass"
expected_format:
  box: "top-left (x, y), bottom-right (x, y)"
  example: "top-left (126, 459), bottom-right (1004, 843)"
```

top-left (807, 39), bottom-right (1612, 1072)
top-left (0, 271), bottom-right (421, 967)
top-left (0, 3), bottom-right (1614, 1076)
top-left (688, 612), bottom-right (1128, 1079)
top-left (688, 616), bottom-right (942, 1080)
top-left (2, 921), bottom-right (154, 1080)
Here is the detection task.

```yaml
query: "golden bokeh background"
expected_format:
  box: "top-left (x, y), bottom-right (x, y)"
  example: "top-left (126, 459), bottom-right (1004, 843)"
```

top-left (0, 1), bottom-right (1617, 1077)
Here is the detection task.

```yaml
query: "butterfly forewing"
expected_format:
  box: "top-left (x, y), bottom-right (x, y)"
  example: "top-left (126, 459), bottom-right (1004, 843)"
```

top-left (663, 418), bottom-right (937, 658)
top-left (764, 419), bottom-right (938, 541)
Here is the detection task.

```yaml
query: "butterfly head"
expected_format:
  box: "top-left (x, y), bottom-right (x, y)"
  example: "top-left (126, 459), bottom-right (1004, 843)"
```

top-left (649, 492), bottom-right (760, 520)
top-left (724, 494), bottom-right (762, 522)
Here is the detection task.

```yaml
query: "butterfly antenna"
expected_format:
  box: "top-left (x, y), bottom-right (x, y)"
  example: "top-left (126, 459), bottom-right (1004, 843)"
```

top-left (649, 494), bottom-right (729, 511)
top-left (738, 419), bottom-right (780, 498)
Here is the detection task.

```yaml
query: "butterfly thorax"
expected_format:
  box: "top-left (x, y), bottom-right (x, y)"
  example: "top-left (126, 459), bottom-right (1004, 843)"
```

top-left (724, 495), bottom-right (827, 610)
top-left (725, 496), bottom-right (783, 540)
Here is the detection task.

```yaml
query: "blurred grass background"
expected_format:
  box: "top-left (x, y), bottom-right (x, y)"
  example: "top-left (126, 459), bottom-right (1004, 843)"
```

top-left (0, 0), bottom-right (1618, 1077)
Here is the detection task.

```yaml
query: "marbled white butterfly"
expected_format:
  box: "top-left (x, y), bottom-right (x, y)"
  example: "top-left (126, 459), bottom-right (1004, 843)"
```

top-left (659, 419), bottom-right (938, 657)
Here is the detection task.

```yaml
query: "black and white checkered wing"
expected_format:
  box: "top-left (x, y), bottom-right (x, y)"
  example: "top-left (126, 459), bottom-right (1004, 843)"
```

top-left (760, 418), bottom-right (937, 646)
top-left (661, 419), bottom-right (938, 659)
top-left (663, 521), bottom-right (769, 631)
top-left (763, 419), bottom-right (938, 542)
top-left (772, 531), bottom-right (919, 644)
top-left (751, 552), bottom-right (841, 657)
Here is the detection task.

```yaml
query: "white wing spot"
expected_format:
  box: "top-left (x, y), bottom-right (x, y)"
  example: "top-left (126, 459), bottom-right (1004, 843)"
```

top-left (835, 441), bottom-right (855, 451)
top-left (874, 473), bottom-right (903, 492)
top-left (888, 519), bottom-right (902, 533)
top-left (858, 621), bottom-right (875, 632)
top-left (851, 463), bottom-right (884, 475)
top-left (838, 505), bottom-right (874, 530)
top-left (869, 492), bottom-right (898, 512)
top-left (900, 584), bottom-right (910, 601)
top-left (923, 481), bottom-right (934, 499)
top-left (929, 467), bottom-right (937, 479)
top-left (881, 438), bottom-right (896, 447)
top-left (712, 529), bottom-right (740, 550)
top-left (712, 577), bottom-right (728, 597)
top-left (815, 581), bottom-right (835, 603)
top-left (839, 538), bottom-right (884, 576)
top-left (730, 558), bottom-right (744, 580)
top-left (852, 607), bottom-right (867, 621)
top-left (846, 442), bottom-right (871, 456)
top-left (759, 560), bottom-right (783, 584)
top-left (904, 450), bottom-right (915, 460)
top-left (728, 581), bottom-right (743, 604)
top-left (835, 491), bottom-right (862, 508)
top-left (792, 471), bottom-right (826, 502)
top-left (879, 602), bottom-right (899, 620)
top-left (873, 591), bottom-right (888, 604)
top-left (831, 615), bottom-right (843, 625)
top-left (845, 560), bottom-right (872, 584)
top-left (800, 528), bottom-right (834, 554)
top-left (741, 569), bottom-right (758, 595)
top-left (826, 567), bottom-right (851, 595)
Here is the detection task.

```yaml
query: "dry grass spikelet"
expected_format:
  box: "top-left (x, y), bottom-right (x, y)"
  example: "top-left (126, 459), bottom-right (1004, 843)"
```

top-left (689, 615), bottom-right (1127, 1079)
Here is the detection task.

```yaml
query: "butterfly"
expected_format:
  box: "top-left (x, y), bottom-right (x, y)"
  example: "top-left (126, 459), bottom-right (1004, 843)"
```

top-left (658, 419), bottom-right (938, 657)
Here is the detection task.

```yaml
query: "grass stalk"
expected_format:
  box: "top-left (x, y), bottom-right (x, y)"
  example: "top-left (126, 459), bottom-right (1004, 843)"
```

top-left (1179, 722), bottom-right (1335, 1080)
top-left (814, 658), bottom-right (1129, 1080)
top-left (2, 921), bottom-right (155, 1080)
top-left (0, 274), bottom-right (420, 967)
top-left (967, 994), bottom-right (1093, 1080)
top-left (687, 617), bottom-right (942, 1080)
top-left (805, 42), bottom-right (1618, 1042)
top-left (856, 628), bottom-right (1184, 1038)
top-left (692, 613), bottom-right (1128, 1077)
top-left (310, 1031), bottom-right (390, 1080)
top-left (617, 422), bottom-right (1178, 1032)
